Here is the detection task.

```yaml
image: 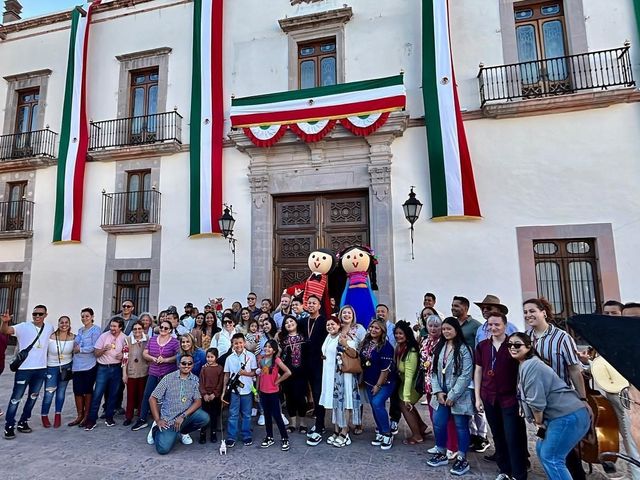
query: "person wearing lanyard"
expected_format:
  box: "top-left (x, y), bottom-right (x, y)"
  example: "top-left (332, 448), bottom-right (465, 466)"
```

top-left (474, 313), bottom-right (527, 480)
top-left (84, 318), bottom-right (127, 431)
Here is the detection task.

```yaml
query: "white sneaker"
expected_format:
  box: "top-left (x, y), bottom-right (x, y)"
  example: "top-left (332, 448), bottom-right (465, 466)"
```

top-left (258, 414), bottom-right (265, 426)
top-left (427, 445), bottom-right (439, 454)
top-left (251, 408), bottom-right (258, 417)
top-left (147, 421), bottom-right (156, 445)
top-left (180, 433), bottom-right (193, 445)
top-left (282, 414), bottom-right (289, 426)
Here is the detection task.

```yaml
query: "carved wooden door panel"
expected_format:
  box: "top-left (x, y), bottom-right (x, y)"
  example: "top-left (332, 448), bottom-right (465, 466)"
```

top-left (273, 191), bottom-right (369, 301)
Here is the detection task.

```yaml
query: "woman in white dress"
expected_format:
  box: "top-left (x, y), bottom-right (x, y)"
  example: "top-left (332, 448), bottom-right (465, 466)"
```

top-left (338, 305), bottom-right (366, 435)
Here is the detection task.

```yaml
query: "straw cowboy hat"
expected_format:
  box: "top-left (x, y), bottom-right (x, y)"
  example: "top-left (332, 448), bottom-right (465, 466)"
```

top-left (474, 294), bottom-right (509, 315)
top-left (591, 355), bottom-right (629, 394)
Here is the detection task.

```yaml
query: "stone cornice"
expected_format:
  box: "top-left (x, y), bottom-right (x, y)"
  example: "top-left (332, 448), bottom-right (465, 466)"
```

top-left (3, 69), bottom-right (52, 82)
top-left (278, 6), bottom-right (353, 33)
top-left (115, 47), bottom-right (172, 62)
top-left (0, 157), bottom-right (57, 173)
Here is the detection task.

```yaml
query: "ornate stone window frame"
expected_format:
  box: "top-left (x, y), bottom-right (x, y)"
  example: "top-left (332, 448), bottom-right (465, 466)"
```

top-left (2, 68), bottom-right (51, 135)
top-left (279, 7), bottom-right (352, 90)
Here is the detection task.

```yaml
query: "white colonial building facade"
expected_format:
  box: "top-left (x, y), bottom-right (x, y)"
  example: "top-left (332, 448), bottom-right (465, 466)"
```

top-left (0, 0), bottom-right (639, 330)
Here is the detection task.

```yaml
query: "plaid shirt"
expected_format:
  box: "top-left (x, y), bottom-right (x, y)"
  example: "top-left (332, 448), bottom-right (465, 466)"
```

top-left (151, 370), bottom-right (201, 424)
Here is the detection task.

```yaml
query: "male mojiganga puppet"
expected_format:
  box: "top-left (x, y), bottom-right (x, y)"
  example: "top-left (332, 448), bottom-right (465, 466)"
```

top-left (338, 245), bottom-right (378, 328)
top-left (285, 248), bottom-right (336, 318)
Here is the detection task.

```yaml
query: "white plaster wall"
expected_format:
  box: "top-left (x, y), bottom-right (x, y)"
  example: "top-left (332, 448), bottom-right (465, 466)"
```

top-left (114, 234), bottom-right (152, 259)
top-left (0, 239), bottom-right (25, 262)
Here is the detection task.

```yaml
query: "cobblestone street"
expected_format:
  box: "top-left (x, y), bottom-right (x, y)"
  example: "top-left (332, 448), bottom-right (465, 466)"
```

top-left (0, 364), bottom-right (614, 480)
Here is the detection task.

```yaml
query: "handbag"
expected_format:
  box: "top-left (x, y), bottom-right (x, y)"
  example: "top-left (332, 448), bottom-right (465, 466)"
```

top-left (55, 333), bottom-right (73, 382)
top-left (414, 364), bottom-right (426, 396)
top-left (340, 348), bottom-right (362, 374)
top-left (9, 324), bottom-right (45, 372)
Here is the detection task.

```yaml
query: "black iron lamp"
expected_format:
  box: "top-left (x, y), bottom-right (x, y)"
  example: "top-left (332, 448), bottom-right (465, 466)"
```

top-left (218, 204), bottom-right (237, 269)
top-left (402, 186), bottom-right (423, 260)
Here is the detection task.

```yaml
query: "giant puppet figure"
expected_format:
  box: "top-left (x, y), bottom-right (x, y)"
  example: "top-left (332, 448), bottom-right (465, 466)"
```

top-left (338, 245), bottom-right (378, 328)
top-left (286, 248), bottom-right (336, 318)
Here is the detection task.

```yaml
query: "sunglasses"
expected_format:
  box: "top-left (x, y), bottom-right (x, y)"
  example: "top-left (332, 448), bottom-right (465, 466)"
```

top-left (507, 342), bottom-right (526, 349)
top-left (122, 305), bottom-right (133, 309)
top-left (180, 361), bottom-right (194, 366)
top-left (159, 326), bottom-right (171, 331)
top-left (32, 312), bottom-right (45, 317)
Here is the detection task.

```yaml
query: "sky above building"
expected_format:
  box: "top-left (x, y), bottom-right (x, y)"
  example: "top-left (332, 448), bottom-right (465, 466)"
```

top-left (18, 0), bottom-right (90, 19)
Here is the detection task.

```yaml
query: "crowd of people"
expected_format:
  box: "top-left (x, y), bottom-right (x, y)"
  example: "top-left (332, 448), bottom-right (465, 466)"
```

top-left (1, 292), bottom-right (640, 479)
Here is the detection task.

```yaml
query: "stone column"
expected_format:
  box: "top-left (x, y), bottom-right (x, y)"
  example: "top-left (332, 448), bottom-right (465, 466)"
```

top-left (248, 163), bottom-right (273, 300)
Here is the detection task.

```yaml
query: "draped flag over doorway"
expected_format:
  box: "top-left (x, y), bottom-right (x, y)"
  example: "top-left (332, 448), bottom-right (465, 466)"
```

top-left (189, 0), bottom-right (224, 236)
top-left (53, 2), bottom-right (100, 243)
top-left (422, 0), bottom-right (481, 220)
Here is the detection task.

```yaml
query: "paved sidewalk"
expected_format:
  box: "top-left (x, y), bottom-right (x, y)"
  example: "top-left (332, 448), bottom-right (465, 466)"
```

top-left (0, 366), bottom-right (612, 480)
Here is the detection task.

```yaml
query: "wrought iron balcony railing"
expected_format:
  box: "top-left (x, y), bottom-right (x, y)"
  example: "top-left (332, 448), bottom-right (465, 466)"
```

top-left (478, 45), bottom-right (635, 106)
top-left (0, 129), bottom-right (57, 161)
top-left (101, 189), bottom-right (161, 228)
top-left (0, 199), bottom-right (34, 233)
top-left (89, 111), bottom-right (182, 150)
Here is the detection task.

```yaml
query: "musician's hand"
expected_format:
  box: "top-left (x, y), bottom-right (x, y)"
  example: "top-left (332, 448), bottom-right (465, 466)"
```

top-left (577, 350), bottom-right (590, 365)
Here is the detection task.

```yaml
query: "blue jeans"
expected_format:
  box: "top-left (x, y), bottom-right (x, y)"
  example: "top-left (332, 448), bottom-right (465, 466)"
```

top-left (41, 365), bottom-right (72, 415)
top-left (365, 383), bottom-right (394, 435)
top-left (4, 368), bottom-right (46, 428)
top-left (433, 404), bottom-right (471, 455)
top-left (87, 364), bottom-right (121, 422)
top-left (537, 407), bottom-right (590, 480)
top-left (153, 408), bottom-right (210, 455)
top-left (139, 374), bottom-right (162, 421)
top-left (227, 392), bottom-right (253, 441)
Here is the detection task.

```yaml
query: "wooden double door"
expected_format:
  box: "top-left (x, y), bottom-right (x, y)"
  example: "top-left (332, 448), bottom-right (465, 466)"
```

top-left (273, 191), bottom-right (370, 301)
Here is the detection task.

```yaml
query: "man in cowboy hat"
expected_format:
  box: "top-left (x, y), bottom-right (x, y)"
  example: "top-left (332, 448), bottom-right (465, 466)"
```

top-left (474, 295), bottom-right (518, 346)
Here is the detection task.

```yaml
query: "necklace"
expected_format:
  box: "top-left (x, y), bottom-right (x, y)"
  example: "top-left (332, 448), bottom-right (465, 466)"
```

top-left (179, 377), bottom-right (189, 403)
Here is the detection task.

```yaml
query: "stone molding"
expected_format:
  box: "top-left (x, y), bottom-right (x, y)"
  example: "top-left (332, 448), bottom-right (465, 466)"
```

top-left (100, 223), bottom-right (161, 234)
top-left (115, 47), bottom-right (172, 62)
top-left (278, 7), bottom-right (352, 33)
top-left (0, 157), bottom-right (56, 173)
top-left (290, 0), bottom-right (325, 5)
top-left (88, 141), bottom-right (185, 162)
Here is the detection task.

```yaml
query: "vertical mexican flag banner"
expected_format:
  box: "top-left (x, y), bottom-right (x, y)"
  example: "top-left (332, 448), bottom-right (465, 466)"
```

top-left (422, 0), bottom-right (481, 219)
top-left (190, 0), bottom-right (224, 235)
top-left (53, 1), bottom-right (100, 242)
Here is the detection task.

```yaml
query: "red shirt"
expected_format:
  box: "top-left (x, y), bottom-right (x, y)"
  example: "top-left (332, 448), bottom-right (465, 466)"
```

top-left (475, 338), bottom-right (519, 408)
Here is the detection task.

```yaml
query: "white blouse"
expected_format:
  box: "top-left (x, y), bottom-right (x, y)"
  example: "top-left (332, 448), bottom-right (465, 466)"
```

top-left (47, 337), bottom-right (74, 367)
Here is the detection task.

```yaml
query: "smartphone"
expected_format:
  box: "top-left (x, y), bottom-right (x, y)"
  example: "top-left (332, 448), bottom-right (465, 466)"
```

top-left (535, 427), bottom-right (546, 439)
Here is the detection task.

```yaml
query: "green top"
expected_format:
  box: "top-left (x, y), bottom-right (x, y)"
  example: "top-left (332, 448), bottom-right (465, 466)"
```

top-left (397, 349), bottom-right (420, 404)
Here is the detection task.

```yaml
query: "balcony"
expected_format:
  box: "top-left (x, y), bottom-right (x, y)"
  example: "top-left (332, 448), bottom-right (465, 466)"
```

top-left (478, 45), bottom-right (636, 115)
top-left (88, 111), bottom-right (183, 161)
top-left (0, 129), bottom-right (58, 172)
top-left (100, 189), bottom-right (161, 234)
top-left (0, 199), bottom-right (34, 239)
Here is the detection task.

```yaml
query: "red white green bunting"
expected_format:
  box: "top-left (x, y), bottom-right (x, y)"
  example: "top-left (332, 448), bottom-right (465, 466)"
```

top-left (53, 2), bottom-right (100, 243)
top-left (231, 75), bottom-right (405, 147)
top-left (190, 0), bottom-right (224, 236)
top-left (422, 0), bottom-right (480, 219)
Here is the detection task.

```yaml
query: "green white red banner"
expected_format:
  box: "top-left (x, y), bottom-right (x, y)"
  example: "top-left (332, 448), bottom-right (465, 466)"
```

top-left (189, 0), bottom-right (224, 236)
top-left (53, 2), bottom-right (100, 243)
top-left (422, 0), bottom-right (480, 219)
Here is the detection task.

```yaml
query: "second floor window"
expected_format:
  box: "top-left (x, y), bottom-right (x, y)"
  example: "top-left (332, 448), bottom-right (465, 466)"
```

top-left (298, 38), bottom-right (337, 89)
top-left (126, 170), bottom-right (151, 224)
top-left (15, 89), bottom-right (40, 134)
top-left (6, 182), bottom-right (27, 230)
top-left (129, 69), bottom-right (159, 142)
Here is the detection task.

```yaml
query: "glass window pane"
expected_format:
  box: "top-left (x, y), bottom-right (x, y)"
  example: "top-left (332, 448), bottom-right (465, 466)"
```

top-left (320, 57), bottom-right (336, 86)
top-left (132, 88), bottom-right (145, 119)
top-left (139, 271), bottom-right (150, 282)
top-left (30, 104), bottom-right (39, 131)
top-left (12, 286), bottom-right (21, 322)
top-left (300, 60), bottom-right (316, 89)
top-left (147, 86), bottom-right (158, 117)
top-left (320, 43), bottom-right (336, 53)
top-left (0, 287), bottom-right (8, 313)
top-left (16, 106), bottom-right (29, 133)
top-left (134, 75), bottom-right (145, 84)
top-left (567, 241), bottom-right (590, 254)
top-left (542, 20), bottom-right (567, 80)
top-left (541, 5), bottom-right (561, 16)
top-left (516, 25), bottom-right (539, 84)
top-left (569, 261), bottom-right (596, 314)
top-left (515, 9), bottom-right (533, 20)
top-left (535, 261), bottom-right (564, 314)
top-left (120, 272), bottom-right (134, 282)
top-left (149, 73), bottom-right (159, 81)
top-left (137, 286), bottom-right (149, 313)
top-left (533, 242), bottom-right (558, 255)
top-left (300, 46), bottom-right (315, 57)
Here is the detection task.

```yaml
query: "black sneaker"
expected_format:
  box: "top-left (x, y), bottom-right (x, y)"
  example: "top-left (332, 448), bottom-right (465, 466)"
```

top-left (4, 426), bottom-right (16, 439)
top-left (243, 438), bottom-right (253, 447)
top-left (390, 421), bottom-right (399, 435)
top-left (380, 434), bottom-right (393, 450)
top-left (306, 432), bottom-right (322, 446)
top-left (131, 418), bottom-right (148, 431)
top-left (281, 439), bottom-right (290, 451)
top-left (473, 437), bottom-right (490, 453)
top-left (450, 456), bottom-right (470, 476)
top-left (427, 452), bottom-right (449, 467)
top-left (225, 439), bottom-right (235, 448)
top-left (84, 422), bottom-right (96, 431)
top-left (123, 419), bottom-right (132, 427)
top-left (104, 418), bottom-right (116, 427)
top-left (260, 437), bottom-right (274, 448)
top-left (16, 421), bottom-right (32, 433)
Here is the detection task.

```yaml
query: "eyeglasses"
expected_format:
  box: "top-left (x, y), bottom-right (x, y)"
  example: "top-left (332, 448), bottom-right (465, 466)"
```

top-left (159, 326), bottom-right (171, 331)
top-left (132, 327), bottom-right (143, 331)
top-left (32, 312), bottom-right (45, 317)
top-left (122, 305), bottom-right (133, 309)
top-left (507, 342), bottom-right (526, 349)
top-left (180, 361), bottom-right (194, 366)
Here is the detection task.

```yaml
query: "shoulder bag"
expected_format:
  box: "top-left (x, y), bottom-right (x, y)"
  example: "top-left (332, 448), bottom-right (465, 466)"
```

top-left (9, 324), bottom-right (45, 372)
top-left (340, 346), bottom-right (362, 374)
top-left (56, 333), bottom-right (74, 382)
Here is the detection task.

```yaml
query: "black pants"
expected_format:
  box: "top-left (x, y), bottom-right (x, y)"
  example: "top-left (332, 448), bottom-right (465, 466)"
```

top-left (308, 367), bottom-right (325, 431)
top-left (484, 400), bottom-right (528, 480)
top-left (566, 449), bottom-right (586, 480)
top-left (283, 369), bottom-right (307, 418)
top-left (389, 383), bottom-right (401, 423)
top-left (260, 391), bottom-right (288, 439)
top-left (201, 397), bottom-right (221, 435)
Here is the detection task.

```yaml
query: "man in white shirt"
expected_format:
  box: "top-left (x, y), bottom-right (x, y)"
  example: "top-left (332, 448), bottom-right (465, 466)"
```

top-left (1, 305), bottom-right (54, 439)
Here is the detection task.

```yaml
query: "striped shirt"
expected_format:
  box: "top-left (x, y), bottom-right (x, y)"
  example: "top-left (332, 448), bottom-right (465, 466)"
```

top-left (151, 370), bottom-right (201, 424)
top-left (526, 324), bottom-right (579, 387)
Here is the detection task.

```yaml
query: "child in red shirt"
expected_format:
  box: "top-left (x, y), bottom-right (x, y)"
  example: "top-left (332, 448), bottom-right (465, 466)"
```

top-left (257, 339), bottom-right (291, 450)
